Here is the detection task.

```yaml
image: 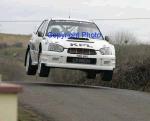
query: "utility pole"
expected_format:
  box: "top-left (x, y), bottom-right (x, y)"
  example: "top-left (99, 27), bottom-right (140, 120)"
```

top-left (69, 8), bottom-right (71, 19)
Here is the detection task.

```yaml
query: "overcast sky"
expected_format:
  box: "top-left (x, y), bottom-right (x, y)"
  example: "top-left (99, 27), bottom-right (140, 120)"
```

top-left (0, 0), bottom-right (150, 43)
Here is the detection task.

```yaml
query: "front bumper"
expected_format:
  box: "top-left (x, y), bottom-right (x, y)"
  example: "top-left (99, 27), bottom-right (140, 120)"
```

top-left (40, 50), bottom-right (116, 71)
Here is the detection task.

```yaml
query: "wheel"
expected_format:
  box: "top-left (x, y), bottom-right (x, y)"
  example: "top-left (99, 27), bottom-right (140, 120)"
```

top-left (101, 71), bottom-right (113, 81)
top-left (38, 53), bottom-right (50, 77)
top-left (25, 50), bottom-right (37, 75)
top-left (38, 63), bottom-right (50, 77)
top-left (86, 71), bottom-right (96, 79)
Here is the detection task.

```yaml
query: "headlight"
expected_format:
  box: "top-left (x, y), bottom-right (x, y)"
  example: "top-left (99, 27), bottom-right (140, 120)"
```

top-left (99, 47), bottom-right (112, 55)
top-left (48, 43), bottom-right (64, 52)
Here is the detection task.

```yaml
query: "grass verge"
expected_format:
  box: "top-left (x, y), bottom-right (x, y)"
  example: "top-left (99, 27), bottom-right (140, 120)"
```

top-left (19, 104), bottom-right (48, 121)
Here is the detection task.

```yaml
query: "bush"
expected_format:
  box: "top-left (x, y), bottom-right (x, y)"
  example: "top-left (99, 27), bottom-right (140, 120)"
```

top-left (12, 42), bottom-right (23, 48)
top-left (110, 45), bottom-right (150, 91)
top-left (0, 43), bottom-right (8, 49)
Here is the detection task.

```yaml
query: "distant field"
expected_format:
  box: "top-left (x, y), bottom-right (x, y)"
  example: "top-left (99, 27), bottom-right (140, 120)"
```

top-left (0, 33), bottom-right (30, 46)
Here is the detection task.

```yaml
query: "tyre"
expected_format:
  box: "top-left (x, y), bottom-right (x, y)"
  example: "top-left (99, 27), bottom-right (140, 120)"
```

top-left (25, 50), bottom-right (37, 75)
top-left (101, 71), bottom-right (113, 81)
top-left (86, 71), bottom-right (96, 79)
top-left (38, 53), bottom-right (50, 77)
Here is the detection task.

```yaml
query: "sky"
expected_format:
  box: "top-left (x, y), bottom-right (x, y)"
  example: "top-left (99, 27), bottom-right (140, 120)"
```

top-left (0, 0), bottom-right (150, 43)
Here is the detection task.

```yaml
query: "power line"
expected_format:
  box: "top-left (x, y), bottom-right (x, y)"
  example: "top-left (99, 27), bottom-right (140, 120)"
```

top-left (0, 18), bottom-right (150, 22)
top-left (93, 18), bottom-right (150, 21)
top-left (0, 20), bottom-right (41, 22)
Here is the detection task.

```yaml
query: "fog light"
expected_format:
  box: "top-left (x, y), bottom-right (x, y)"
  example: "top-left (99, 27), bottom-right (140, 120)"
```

top-left (52, 57), bottom-right (60, 61)
top-left (104, 61), bottom-right (110, 65)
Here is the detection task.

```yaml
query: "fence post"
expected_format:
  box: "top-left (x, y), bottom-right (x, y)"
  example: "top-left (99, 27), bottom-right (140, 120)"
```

top-left (0, 83), bottom-right (22, 121)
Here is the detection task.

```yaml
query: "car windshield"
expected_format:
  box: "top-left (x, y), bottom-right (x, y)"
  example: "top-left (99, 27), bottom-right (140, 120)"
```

top-left (46, 20), bottom-right (103, 40)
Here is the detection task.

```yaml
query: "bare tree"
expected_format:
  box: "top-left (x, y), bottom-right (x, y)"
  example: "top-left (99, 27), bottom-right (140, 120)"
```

top-left (108, 31), bottom-right (138, 66)
top-left (111, 31), bottom-right (138, 45)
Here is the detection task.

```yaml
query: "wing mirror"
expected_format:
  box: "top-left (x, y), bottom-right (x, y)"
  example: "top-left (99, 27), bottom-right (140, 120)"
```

top-left (105, 36), bottom-right (110, 42)
top-left (37, 31), bottom-right (44, 37)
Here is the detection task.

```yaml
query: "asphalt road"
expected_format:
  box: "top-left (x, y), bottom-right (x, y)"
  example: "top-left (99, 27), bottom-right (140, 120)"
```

top-left (19, 83), bottom-right (150, 121)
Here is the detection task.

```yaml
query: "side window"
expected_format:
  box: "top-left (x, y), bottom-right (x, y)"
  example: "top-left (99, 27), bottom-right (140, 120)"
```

top-left (36, 21), bottom-right (45, 34)
top-left (41, 21), bottom-right (48, 34)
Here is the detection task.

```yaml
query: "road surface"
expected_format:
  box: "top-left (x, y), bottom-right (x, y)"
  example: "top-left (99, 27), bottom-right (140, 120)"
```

top-left (19, 83), bottom-right (150, 121)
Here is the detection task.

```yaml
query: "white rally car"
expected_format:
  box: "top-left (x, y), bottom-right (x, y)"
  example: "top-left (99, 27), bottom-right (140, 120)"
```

top-left (25, 18), bottom-right (116, 81)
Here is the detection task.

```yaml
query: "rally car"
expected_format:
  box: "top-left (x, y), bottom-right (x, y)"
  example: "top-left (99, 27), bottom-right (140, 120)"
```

top-left (25, 18), bottom-right (116, 81)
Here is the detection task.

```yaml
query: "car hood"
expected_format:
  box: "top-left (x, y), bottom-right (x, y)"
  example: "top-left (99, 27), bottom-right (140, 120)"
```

top-left (46, 37), bottom-right (113, 50)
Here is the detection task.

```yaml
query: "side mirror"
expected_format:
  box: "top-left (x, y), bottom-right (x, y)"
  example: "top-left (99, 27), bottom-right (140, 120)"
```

top-left (105, 36), bottom-right (110, 42)
top-left (37, 31), bottom-right (43, 37)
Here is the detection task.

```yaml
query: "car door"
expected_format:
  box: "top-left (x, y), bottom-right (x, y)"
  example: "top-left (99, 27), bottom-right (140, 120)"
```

top-left (34, 20), bottom-right (46, 62)
top-left (29, 21), bottom-right (45, 64)
top-left (29, 22), bottom-right (43, 65)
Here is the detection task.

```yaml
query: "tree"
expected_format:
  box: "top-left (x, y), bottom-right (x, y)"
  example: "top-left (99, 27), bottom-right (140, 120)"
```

top-left (111, 31), bottom-right (137, 45)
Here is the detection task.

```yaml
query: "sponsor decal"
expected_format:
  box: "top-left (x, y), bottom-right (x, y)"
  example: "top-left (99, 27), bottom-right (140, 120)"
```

top-left (70, 43), bottom-right (93, 48)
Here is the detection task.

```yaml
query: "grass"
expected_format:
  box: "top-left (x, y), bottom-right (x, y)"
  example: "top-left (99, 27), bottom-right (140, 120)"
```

top-left (113, 44), bottom-right (150, 91)
top-left (19, 105), bottom-right (48, 121)
top-left (0, 46), bottom-right (48, 82)
top-left (0, 33), bottom-right (30, 47)
top-left (0, 46), bottom-right (26, 81)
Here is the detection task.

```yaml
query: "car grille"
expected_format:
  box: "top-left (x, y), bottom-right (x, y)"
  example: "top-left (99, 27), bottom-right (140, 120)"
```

top-left (68, 48), bottom-right (96, 55)
top-left (67, 57), bottom-right (97, 65)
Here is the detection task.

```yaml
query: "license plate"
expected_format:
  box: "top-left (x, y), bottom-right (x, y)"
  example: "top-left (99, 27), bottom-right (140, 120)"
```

top-left (67, 57), bottom-right (96, 65)
top-left (77, 54), bottom-right (88, 58)
top-left (72, 58), bottom-right (91, 64)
